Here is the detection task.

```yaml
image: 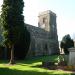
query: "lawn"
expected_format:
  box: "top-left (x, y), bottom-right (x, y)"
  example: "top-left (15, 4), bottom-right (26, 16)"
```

top-left (0, 55), bottom-right (74, 75)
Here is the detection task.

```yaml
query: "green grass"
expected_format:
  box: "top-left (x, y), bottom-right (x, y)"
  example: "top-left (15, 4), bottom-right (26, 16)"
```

top-left (0, 55), bottom-right (74, 75)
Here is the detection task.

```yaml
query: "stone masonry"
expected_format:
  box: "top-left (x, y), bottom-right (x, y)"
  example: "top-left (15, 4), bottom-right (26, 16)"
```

top-left (26, 10), bottom-right (59, 57)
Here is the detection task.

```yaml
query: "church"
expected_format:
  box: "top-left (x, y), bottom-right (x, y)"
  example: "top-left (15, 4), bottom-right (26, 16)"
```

top-left (0, 10), bottom-right (59, 59)
top-left (26, 10), bottom-right (59, 57)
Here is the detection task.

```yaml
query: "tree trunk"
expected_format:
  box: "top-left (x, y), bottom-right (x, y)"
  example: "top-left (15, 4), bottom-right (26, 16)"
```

top-left (9, 45), bottom-right (15, 64)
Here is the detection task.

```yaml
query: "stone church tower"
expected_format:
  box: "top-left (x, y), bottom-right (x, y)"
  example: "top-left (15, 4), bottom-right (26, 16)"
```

top-left (38, 10), bottom-right (59, 52)
top-left (38, 10), bottom-right (58, 39)
top-left (26, 10), bottom-right (59, 57)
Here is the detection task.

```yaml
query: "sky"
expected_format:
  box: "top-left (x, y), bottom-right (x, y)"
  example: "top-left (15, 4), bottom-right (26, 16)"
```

top-left (0, 0), bottom-right (75, 41)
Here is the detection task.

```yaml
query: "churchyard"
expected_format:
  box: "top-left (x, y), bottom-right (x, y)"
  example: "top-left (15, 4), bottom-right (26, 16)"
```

top-left (0, 0), bottom-right (75, 75)
top-left (0, 55), bottom-right (75, 75)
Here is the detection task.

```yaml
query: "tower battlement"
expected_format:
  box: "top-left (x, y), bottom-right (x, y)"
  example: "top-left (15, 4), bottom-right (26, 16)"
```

top-left (38, 10), bottom-right (56, 17)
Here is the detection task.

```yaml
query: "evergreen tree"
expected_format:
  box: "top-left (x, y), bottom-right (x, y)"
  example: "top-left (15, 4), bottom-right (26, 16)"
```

top-left (1, 0), bottom-right (26, 64)
top-left (60, 34), bottom-right (74, 54)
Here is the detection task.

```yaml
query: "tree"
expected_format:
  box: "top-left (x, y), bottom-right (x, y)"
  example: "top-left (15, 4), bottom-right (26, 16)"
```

top-left (0, 16), bottom-right (3, 44)
top-left (1, 0), bottom-right (26, 64)
top-left (14, 27), bottom-right (30, 60)
top-left (60, 34), bottom-right (74, 54)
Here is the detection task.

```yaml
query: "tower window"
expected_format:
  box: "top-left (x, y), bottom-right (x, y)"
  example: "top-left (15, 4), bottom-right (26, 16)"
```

top-left (43, 18), bottom-right (46, 23)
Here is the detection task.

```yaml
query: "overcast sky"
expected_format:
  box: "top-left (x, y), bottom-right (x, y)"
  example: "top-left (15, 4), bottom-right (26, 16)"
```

top-left (0, 0), bottom-right (75, 41)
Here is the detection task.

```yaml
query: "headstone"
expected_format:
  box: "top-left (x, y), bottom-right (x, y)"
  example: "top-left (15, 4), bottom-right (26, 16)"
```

top-left (68, 48), bottom-right (75, 66)
top-left (42, 61), bottom-right (56, 69)
top-left (64, 54), bottom-right (69, 63)
top-left (42, 61), bottom-right (55, 67)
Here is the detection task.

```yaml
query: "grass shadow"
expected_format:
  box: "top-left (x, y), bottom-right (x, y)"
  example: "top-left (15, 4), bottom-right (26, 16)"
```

top-left (17, 55), bottom-right (59, 64)
top-left (0, 67), bottom-right (56, 75)
top-left (0, 67), bottom-right (74, 75)
top-left (0, 55), bottom-right (59, 65)
top-left (0, 55), bottom-right (75, 75)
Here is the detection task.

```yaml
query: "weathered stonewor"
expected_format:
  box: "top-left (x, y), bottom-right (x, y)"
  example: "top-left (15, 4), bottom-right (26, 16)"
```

top-left (26, 10), bottom-right (59, 57)
top-left (68, 48), bottom-right (75, 66)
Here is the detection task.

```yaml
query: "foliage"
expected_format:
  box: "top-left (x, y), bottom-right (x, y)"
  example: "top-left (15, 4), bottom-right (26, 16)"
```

top-left (0, 16), bottom-right (4, 46)
top-left (60, 34), bottom-right (74, 54)
top-left (1, 0), bottom-right (25, 47)
top-left (14, 28), bottom-right (30, 59)
top-left (1, 0), bottom-right (30, 63)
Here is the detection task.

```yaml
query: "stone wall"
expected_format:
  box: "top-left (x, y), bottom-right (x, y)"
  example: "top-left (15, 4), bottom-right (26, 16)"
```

top-left (25, 10), bottom-right (59, 58)
top-left (26, 24), bottom-right (59, 57)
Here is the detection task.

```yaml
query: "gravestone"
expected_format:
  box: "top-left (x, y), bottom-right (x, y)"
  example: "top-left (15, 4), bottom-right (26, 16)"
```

top-left (68, 48), bottom-right (75, 66)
